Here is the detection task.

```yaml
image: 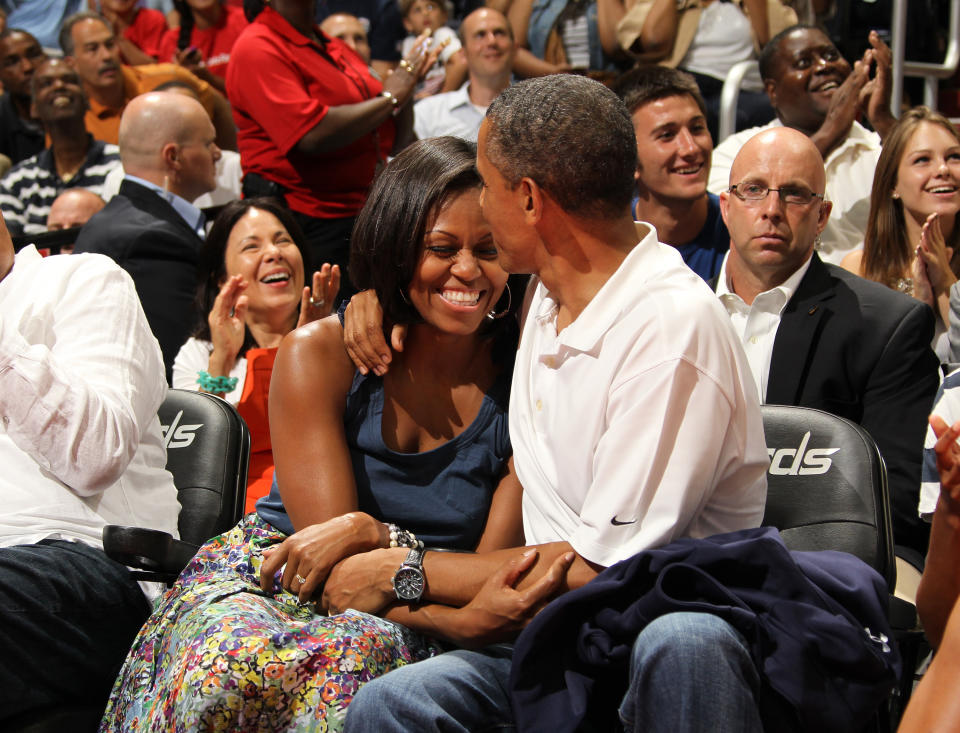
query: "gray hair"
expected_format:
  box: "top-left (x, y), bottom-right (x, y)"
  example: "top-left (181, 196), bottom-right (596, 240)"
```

top-left (59, 11), bottom-right (110, 56)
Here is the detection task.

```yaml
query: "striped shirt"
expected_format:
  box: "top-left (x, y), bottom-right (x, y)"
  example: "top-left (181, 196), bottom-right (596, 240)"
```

top-left (0, 138), bottom-right (120, 236)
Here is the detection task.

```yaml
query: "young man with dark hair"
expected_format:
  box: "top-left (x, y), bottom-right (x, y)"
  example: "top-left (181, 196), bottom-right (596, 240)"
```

top-left (614, 66), bottom-right (728, 280)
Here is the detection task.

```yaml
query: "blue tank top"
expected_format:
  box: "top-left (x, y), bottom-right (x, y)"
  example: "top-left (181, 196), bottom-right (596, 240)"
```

top-left (256, 368), bottom-right (512, 549)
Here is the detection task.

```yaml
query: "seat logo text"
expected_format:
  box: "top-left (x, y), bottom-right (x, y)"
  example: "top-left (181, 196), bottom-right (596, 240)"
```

top-left (767, 431), bottom-right (838, 476)
top-left (161, 410), bottom-right (203, 449)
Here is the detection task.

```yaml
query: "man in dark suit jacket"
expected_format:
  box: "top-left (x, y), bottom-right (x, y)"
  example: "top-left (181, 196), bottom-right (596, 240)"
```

top-left (74, 91), bottom-right (221, 381)
top-left (716, 126), bottom-right (939, 557)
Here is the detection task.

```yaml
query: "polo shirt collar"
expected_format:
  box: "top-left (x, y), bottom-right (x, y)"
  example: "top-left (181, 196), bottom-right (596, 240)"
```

top-left (543, 222), bottom-right (660, 354)
top-left (87, 66), bottom-right (138, 120)
top-left (447, 82), bottom-right (473, 111)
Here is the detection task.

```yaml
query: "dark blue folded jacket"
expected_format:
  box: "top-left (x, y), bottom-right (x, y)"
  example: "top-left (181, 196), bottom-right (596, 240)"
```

top-left (509, 527), bottom-right (900, 733)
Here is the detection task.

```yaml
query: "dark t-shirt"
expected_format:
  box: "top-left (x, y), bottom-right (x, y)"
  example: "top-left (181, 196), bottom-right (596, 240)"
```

top-left (0, 93), bottom-right (44, 166)
top-left (632, 192), bottom-right (729, 282)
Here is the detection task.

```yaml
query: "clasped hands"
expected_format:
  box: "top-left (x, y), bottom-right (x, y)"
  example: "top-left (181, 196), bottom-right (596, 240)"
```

top-left (259, 519), bottom-right (575, 644)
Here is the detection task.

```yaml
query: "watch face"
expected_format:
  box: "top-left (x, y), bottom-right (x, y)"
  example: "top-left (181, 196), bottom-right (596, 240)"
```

top-left (393, 566), bottom-right (425, 601)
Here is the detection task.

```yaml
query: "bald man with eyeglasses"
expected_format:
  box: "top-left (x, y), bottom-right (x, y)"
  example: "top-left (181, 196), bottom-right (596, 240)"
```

top-left (714, 125), bottom-right (939, 559)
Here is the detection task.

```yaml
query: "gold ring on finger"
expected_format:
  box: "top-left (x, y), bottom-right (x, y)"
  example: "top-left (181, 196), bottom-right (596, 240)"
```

top-left (399, 59), bottom-right (414, 73)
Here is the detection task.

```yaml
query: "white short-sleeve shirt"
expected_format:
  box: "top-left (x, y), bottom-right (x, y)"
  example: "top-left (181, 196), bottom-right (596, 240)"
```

top-left (513, 224), bottom-right (769, 567)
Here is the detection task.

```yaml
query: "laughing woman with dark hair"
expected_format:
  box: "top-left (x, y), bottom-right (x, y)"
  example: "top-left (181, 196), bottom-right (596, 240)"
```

top-left (172, 197), bottom-right (339, 512)
top-left (100, 137), bottom-right (528, 732)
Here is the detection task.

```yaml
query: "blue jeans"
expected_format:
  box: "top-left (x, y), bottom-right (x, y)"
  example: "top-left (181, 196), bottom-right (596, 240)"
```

top-left (344, 612), bottom-right (763, 732)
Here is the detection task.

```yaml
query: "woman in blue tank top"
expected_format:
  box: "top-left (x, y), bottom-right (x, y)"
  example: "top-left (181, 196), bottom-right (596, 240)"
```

top-left (101, 137), bottom-right (527, 732)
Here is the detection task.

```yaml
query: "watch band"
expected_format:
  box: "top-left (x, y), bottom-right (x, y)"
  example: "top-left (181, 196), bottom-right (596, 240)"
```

top-left (403, 546), bottom-right (425, 568)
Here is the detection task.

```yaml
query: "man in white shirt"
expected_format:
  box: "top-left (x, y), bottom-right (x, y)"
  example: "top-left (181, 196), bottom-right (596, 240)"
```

top-left (412, 8), bottom-right (514, 142)
top-left (0, 209), bottom-right (179, 722)
top-left (709, 25), bottom-right (896, 264)
top-left (716, 125), bottom-right (939, 558)
top-left (339, 75), bottom-right (768, 733)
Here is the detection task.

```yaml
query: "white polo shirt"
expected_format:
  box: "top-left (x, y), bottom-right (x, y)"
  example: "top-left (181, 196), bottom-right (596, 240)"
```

top-left (413, 83), bottom-right (487, 142)
top-left (513, 223), bottom-right (768, 567)
top-left (710, 120), bottom-right (881, 265)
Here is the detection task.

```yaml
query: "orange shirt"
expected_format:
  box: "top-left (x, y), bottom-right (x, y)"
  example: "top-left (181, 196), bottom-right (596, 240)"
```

top-left (85, 63), bottom-right (218, 144)
top-left (235, 346), bottom-right (278, 514)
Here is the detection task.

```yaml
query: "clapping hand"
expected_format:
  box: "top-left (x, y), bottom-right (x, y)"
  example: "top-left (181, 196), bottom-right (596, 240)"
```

top-left (917, 212), bottom-right (957, 296)
top-left (297, 263), bottom-right (340, 328)
top-left (207, 274), bottom-right (249, 372)
top-left (929, 415), bottom-right (960, 529)
top-left (859, 31), bottom-right (896, 140)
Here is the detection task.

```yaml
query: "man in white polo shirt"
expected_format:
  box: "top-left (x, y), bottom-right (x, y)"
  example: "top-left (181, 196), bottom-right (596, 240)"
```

top-left (336, 74), bottom-right (768, 733)
top-left (413, 7), bottom-right (514, 142)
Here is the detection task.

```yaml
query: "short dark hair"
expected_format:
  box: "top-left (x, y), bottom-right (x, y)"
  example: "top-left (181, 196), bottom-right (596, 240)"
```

top-left (59, 11), bottom-right (110, 56)
top-left (0, 27), bottom-right (39, 45)
top-left (485, 75), bottom-right (637, 220)
top-left (612, 66), bottom-right (707, 117)
top-left (758, 24), bottom-right (831, 82)
top-left (350, 136), bottom-right (482, 326)
top-left (193, 197), bottom-right (312, 355)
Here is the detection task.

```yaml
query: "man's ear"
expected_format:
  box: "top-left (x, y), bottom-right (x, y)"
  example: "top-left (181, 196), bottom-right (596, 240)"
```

top-left (161, 141), bottom-right (180, 170)
top-left (816, 199), bottom-right (833, 235)
top-left (764, 78), bottom-right (777, 109)
top-left (518, 177), bottom-right (542, 225)
top-left (719, 190), bottom-right (731, 227)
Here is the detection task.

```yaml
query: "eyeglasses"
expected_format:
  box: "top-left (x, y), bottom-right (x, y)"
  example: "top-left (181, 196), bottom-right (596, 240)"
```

top-left (728, 182), bottom-right (824, 206)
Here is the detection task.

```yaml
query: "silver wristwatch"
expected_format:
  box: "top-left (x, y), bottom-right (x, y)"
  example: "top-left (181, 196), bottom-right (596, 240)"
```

top-left (392, 546), bottom-right (426, 602)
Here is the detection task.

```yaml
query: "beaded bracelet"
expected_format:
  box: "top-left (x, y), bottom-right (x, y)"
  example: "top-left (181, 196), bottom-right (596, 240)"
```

top-left (388, 523), bottom-right (423, 550)
top-left (197, 370), bottom-right (238, 395)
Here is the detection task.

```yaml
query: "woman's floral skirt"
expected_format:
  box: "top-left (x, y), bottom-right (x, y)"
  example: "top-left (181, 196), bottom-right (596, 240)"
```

top-left (100, 513), bottom-right (442, 732)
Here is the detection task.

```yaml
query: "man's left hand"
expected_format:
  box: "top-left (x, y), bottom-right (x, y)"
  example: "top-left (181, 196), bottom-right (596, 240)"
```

top-left (322, 547), bottom-right (405, 615)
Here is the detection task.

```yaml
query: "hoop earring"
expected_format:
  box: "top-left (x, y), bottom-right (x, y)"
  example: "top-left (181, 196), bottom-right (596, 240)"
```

top-left (486, 282), bottom-right (512, 320)
top-left (399, 288), bottom-right (411, 305)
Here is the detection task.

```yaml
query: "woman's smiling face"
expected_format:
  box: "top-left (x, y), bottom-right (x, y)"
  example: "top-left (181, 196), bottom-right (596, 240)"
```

top-left (222, 207), bottom-right (304, 318)
top-left (895, 120), bottom-right (960, 229)
top-left (407, 188), bottom-right (508, 336)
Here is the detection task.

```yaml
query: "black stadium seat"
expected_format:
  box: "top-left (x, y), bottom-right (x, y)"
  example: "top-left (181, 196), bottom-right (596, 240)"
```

top-left (761, 404), bottom-right (919, 729)
top-left (103, 388), bottom-right (251, 582)
top-left (7, 390), bottom-right (250, 733)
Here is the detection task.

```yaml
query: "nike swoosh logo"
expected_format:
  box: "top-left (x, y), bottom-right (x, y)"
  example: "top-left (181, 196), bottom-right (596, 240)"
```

top-left (610, 516), bottom-right (636, 526)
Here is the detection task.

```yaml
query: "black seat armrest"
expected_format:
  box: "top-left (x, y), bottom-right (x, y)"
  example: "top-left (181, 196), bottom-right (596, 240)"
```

top-left (889, 594), bottom-right (919, 632)
top-left (103, 525), bottom-right (200, 576)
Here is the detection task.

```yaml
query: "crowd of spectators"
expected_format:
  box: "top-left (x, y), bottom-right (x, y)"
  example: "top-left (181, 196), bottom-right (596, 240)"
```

top-left (1, 0), bottom-right (960, 730)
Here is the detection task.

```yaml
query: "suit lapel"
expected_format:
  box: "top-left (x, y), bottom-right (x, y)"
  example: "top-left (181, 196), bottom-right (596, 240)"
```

top-left (118, 179), bottom-right (203, 245)
top-left (766, 254), bottom-right (836, 405)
